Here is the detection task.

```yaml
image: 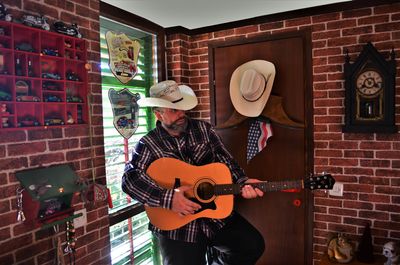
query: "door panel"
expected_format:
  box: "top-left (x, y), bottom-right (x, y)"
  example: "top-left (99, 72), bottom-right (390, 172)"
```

top-left (209, 31), bottom-right (312, 265)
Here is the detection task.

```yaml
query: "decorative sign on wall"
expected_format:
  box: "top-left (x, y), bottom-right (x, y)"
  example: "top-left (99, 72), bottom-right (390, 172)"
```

top-left (108, 88), bottom-right (140, 139)
top-left (105, 31), bottom-right (141, 84)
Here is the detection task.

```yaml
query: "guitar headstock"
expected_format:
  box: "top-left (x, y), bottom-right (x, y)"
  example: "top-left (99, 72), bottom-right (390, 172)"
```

top-left (304, 173), bottom-right (335, 190)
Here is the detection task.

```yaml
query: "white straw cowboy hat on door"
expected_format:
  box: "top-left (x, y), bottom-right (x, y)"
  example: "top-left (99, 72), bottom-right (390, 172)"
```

top-left (230, 60), bottom-right (276, 117)
top-left (138, 80), bottom-right (198, 110)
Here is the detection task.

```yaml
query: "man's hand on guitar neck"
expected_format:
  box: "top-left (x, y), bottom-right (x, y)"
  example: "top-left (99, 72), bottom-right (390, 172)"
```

top-left (242, 179), bottom-right (264, 199)
top-left (171, 186), bottom-right (201, 216)
top-left (170, 179), bottom-right (263, 217)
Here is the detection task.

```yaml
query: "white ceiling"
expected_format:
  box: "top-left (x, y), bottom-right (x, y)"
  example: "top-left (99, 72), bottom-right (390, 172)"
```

top-left (102, 0), bottom-right (351, 29)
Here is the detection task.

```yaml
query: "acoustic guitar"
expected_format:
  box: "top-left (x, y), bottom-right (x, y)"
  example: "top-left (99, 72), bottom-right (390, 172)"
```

top-left (145, 157), bottom-right (335, 230)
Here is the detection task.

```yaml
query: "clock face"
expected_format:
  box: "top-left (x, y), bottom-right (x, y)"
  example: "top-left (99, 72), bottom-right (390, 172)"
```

top-left (356, 70), bottom-right (383, 95)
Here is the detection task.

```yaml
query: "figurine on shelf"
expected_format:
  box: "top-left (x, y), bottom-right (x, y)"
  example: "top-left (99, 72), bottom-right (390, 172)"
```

top-left (327, 233), bottom-right (354, 263)
top-left (53, 21), bottom-right (82, 38)
top-left (64, 40), bottom-right (72, 48)
top-left (383, 241), bottom-right (400, 265)
top-left (2, 116), bottom-right (8, 127)
top-left (15, 57), bottom-right (23, 76)
top-left (1, 103), bottom-right (7, 113)
top-left (357, 223), bottom-right (374, 263)
top-left (0, 2), bottom-right (12, 22)
top-left (67, 112), bottom-right (74, 124)
top-left (21, 14), bottom-right (50, 31)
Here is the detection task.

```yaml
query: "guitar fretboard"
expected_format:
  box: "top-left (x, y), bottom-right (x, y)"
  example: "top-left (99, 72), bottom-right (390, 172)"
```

top-left (214, 180), bottom-right (304, 195)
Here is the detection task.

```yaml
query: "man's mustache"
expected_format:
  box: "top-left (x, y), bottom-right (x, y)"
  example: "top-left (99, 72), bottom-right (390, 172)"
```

top-left (173, 117), bottom-right (186, 125)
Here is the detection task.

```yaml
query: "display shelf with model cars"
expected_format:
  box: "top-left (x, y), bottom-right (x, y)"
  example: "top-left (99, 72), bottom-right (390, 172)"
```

top-left (0, 19), bottom-right (88, 129)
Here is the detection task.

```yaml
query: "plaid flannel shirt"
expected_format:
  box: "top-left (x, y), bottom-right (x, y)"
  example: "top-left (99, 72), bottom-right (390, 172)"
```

top-left (122, 118), bottom-right (248, 243)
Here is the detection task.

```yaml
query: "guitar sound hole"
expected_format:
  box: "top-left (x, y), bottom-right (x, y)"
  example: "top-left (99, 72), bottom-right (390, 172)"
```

top-left (196, 182), bottom-right (215, 201)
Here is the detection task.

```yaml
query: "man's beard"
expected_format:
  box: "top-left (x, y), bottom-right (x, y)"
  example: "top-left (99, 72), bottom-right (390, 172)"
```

top-left (164, 116), bottom-right (188, 134)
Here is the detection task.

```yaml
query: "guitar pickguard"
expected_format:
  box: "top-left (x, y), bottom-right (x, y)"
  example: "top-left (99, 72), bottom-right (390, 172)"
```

top-left (189, 198), bottom-right (216, 213)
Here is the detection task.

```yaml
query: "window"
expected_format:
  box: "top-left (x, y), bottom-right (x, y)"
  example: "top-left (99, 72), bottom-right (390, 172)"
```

top-left (99, 5), bottom-right (165, 263)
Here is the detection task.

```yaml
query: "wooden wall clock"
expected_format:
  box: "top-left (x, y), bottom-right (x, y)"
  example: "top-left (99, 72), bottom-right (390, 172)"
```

top-left (343, 42), bottom-right (397, 133)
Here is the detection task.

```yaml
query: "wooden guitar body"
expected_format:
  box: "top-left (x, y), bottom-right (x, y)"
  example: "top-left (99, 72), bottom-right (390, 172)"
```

top-left (145, 157), bottom-right (234, 230)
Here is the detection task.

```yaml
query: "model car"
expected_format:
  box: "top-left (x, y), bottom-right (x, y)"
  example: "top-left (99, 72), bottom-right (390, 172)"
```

top-left (66, 71), bottom-right (80, 81)
top-left (66, 95), bottom-right (83, 103)
top-left (44, 118), bottom-right (64, 126)
top-left (0, 90), bottom-right (11, 101)
top-left (53, 21), bottom-right (82, 38)
top-left (42, 81), bottom-right (61, 91)
top-left (0, 3), bottom-right (12, 22)
top-left (15, 42), bottom-right (35, 52)
top-left (116, 116), bottom-right (135, 128)
top-left (17, 116), bottom-right (40, 127)
top-left (16, 95), bottom-right (41, 102)
top-left (41, 48), bottom-right (59, 57)
top-left (44, 94), bottom-right (62, 102)
top-left (64, 41), bottom-right (72, 48)
top-left (42, 72), bottom-right (61, 80)
top-left (15, 80), bottom-right (30, 94)
top-left (22, 14), bottom-right (50, 31)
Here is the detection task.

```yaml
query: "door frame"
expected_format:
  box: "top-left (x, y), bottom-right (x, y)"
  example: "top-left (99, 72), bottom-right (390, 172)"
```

top-left (208, 29), bottom-right (315, 265)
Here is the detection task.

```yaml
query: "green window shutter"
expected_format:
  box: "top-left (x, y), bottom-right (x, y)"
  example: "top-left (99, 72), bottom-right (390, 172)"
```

top-left (100, 16), bottom-right (160, 265)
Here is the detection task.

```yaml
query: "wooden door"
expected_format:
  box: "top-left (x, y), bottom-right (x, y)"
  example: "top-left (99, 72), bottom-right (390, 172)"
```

top-left (208, 31), bottom-right (313, 265)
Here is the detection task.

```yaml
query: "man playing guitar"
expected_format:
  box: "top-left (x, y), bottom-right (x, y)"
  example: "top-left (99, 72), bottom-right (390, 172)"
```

top-left (122, 80), bottom-right (265, 265)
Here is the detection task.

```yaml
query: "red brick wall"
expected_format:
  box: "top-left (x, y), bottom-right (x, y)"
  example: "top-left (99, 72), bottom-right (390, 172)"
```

top-left (1, 1), bottom-right (398, 265)
top-left (0, 1), bottom-right (110, 264)
top-left (166, 2), bottom-right (400, 264)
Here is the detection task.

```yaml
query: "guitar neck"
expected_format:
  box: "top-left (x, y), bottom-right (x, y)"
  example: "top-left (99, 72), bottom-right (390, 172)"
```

top-left (215, 180), bottom-right (304, 195)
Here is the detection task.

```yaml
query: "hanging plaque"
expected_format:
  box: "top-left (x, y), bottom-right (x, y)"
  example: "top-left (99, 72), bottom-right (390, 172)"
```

top-left (105, 31), bottom-right (141, 84)
top-left (108, 88), bottom-right (140, 139)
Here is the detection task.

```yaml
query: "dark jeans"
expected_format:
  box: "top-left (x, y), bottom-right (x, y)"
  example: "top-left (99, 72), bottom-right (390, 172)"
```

top-left (155, 213), bottom-right (265, 265)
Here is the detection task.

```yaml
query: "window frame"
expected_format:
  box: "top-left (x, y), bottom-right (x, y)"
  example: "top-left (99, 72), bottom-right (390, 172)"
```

top-left (100, 1), bottom-right (166, 227)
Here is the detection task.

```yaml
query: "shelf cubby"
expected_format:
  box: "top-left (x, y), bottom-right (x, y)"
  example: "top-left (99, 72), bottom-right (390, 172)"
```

top-left (0, 20), bottom-right (88, 130)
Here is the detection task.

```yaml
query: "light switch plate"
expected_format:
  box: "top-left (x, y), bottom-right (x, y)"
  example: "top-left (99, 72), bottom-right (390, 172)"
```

top-left (74, 208), bottom-right (87, 228)
top-left (329, 182), bottom-right (343, 197)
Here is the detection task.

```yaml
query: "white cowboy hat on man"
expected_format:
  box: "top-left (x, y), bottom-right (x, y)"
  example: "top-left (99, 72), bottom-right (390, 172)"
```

top-left (230, 60), bottom-right (276, 117)
top-left (138, 80), bottom-right (198, 110)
